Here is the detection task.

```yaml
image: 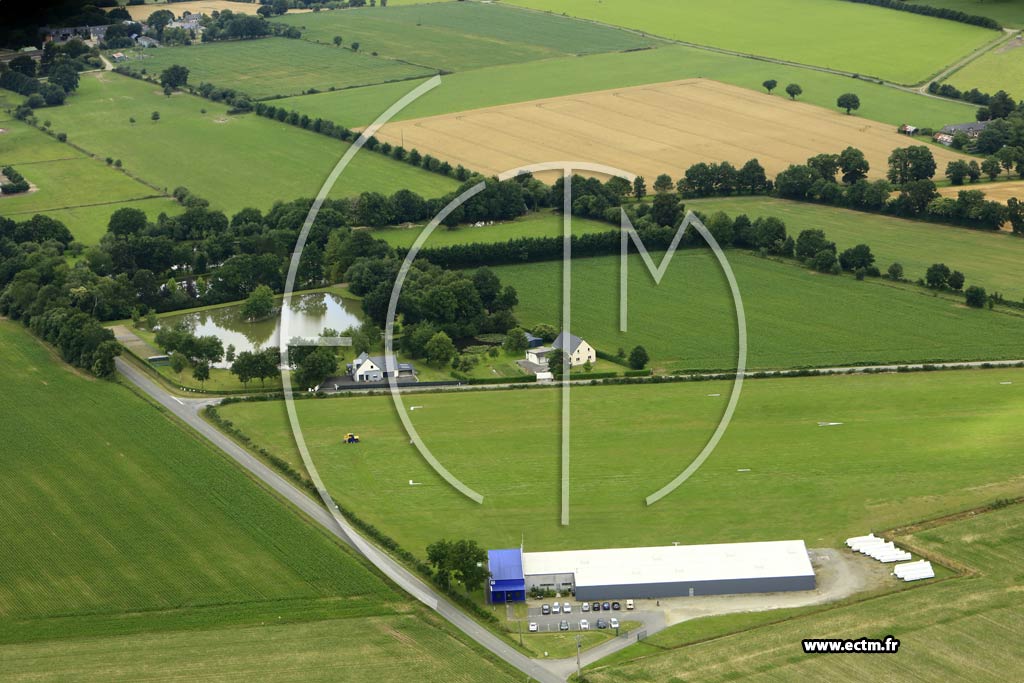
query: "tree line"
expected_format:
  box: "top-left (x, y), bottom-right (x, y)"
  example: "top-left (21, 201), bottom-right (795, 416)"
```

top-left (844, 0), bottom-right (1001, 30)
top-left (0, 38), bottom-right (91, 110)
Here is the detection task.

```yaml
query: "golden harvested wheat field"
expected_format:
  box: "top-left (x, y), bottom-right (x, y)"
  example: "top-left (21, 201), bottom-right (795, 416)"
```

top-left (939, 179), bottom-right (1024, 204)
top-left (374, 79), bottom-right (971, 181)
top-left (125, 1), bottom-right (311, 21)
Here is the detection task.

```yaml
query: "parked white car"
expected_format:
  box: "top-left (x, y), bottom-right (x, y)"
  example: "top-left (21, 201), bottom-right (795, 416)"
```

top-left (528, 622), bottom-right (538, 633)
top-left (563, 602), bottom-right (571, 613)
top-left (609, 617), bottom-right (620, 629)
top-left (581, 601), bottom-right (590, 612)
top-left (551, 603), bottom-right (561, 614)
top-left (579, 619), bottom-right (590, 630)
top-left (625, 599), bottom-right (634, 610)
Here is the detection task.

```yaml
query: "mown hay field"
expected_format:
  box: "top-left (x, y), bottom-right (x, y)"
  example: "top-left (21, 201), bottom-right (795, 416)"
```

top-left (372, 79), bottom-right (972, 182)
top-left (274, 2), bottom-right (658, 72)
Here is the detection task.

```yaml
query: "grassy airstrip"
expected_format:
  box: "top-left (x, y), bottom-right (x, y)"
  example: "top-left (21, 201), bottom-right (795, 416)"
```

top-left (34, 72), bottom-right (457, 215)
top-left (274, 2), bottom-right (658, 72)
top-left (218, 368), bottom-right (1024, 558)
top-left (587, 501), bottom-right (1024, 682)
top-left (686, 196), bottom-right (1024, 301)
top-left (506, 0), bottom-right (996, 84)
top-left (275, 44), bottom-right (979, 130)
top-left (0, 320), bottom-right (522, 681)
top-left (113, 38), bottom-right (436, 99)
top-left (495, 250), bottom-right (1024, 371)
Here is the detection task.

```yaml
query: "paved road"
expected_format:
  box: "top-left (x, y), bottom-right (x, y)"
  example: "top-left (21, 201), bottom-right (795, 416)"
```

top-left (115, 357), bottom-right (564, 683)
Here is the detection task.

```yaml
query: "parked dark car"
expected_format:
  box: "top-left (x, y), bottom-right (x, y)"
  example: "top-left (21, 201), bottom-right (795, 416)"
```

top-left (611, 601), bottom-right (621, 611)
top-left (559, 620), bottom-right (570, 631)
top-left (602, 601), bottom-right (611, 611)
top-left (541, 604), bottom-right (550, 615)
top-left (596, 618), bottom-right (609, 629)
top-left (591, 601), bottom-right (601, 612)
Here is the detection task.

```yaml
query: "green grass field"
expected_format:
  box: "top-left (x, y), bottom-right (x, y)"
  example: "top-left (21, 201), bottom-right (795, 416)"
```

top-left (0, 157), bottom-right (161, 212)
top-left (21, 196), bottom-right (183, 245)
top-left (686, 196), bottom-right (1024, 301)
top-left (0, 320), bottom-right (524, 681)
top-left (586, 501), bottom-right (1024, 682)
top-left (370, 209), bottom-right (614, 248)
top-left (274, 2), bottom-right (657, 72)
top-left (0, 119), bottom-right (81, 164)
top-left (35, 72), bottom-right (457, 215)
top-left (907, 0), bottom-right (1024, 28)
top-left (218, 367), bottom-right (1024, 558)
top-left (495, 250), bottom-right (1024, 371)
top-left (113, 38), bottom-right (435, 99)
top-left (0, 320), bottom-right (398, 642)
top-left (946, 36), bottom-right (1024, 100)
top-left (274, 44), bottom-right (980, 130)
top-left (0, 611), bottom-right (524, 683)
top-left (506, 0), bottom-right (996, 84)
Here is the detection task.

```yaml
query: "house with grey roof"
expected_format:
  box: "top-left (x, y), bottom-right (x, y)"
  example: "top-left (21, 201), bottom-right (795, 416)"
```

top-left (346, 352), bottom-right (414, 383)
top-left (938, 121), bottom-right (991, 139)
top-left (524, 332), bottom-right (595, 369)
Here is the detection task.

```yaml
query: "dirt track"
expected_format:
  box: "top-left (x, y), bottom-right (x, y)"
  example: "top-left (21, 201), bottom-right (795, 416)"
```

top-left (374, 79), bottom-right (972, 182)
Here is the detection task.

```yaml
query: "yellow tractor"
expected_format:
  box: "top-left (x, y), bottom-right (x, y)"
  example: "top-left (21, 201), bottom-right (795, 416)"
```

top-left (343, 433), bottom-right (360, 444)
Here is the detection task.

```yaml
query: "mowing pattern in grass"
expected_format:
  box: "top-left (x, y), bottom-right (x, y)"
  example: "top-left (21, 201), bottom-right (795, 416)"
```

top-left (0, 320), bottom-right (397, 644)
top-left (686, 196), bottom-right (1024, 301)
top-left (218, 368), bottom-right (1024, 558)
top-left (946, 34), bottom-right (1024, 100)
top-left (275, 44), bottom-right (979, 129)
top-left (506, 0), bottom-right (995, 84)
top-left (370, 209), bottom-right (613, 248)
top-left (37, 72), bottom-right (457, 214)
top-left (114, 38), bottom-right (435, 100)
top-left (0, 612), bottom-right (524, 683)
top-left (495, 250), bottom-right (1024, 370)
top-left (275, 2), bottom-right (657, 72)
top-left (586, 502), bottom-right (1024, 682)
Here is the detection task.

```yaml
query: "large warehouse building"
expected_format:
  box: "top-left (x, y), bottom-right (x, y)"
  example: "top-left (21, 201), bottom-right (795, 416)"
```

top-left (488, 540), bottom-right (815, 602)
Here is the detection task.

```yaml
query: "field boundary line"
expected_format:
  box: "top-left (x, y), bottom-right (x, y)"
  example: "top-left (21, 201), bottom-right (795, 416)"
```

top-left (4, 195), bottom-right (169, 216)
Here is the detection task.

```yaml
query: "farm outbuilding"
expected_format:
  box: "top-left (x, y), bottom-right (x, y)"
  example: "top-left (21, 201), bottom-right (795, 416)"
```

top-left (490, 540), bottom-right (815, 601)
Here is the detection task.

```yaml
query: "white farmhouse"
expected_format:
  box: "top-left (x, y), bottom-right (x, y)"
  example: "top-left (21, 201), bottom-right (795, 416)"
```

top-left (346, 352), bottom-right (414, 383)
top-left (525, 332), bottom-right (595, 368)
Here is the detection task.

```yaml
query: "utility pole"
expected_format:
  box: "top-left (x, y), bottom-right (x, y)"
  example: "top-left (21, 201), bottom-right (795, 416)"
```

top-left (518, 615), bottom-right (523, 647)
top-left (576, 634), bottom-right (582, 680)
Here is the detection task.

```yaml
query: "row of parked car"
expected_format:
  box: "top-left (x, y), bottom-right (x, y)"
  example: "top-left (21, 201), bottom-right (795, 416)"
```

top-left (529, 617), bottom-right (620, 632)
top-left (540, 599), bottom-right (633, 615)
